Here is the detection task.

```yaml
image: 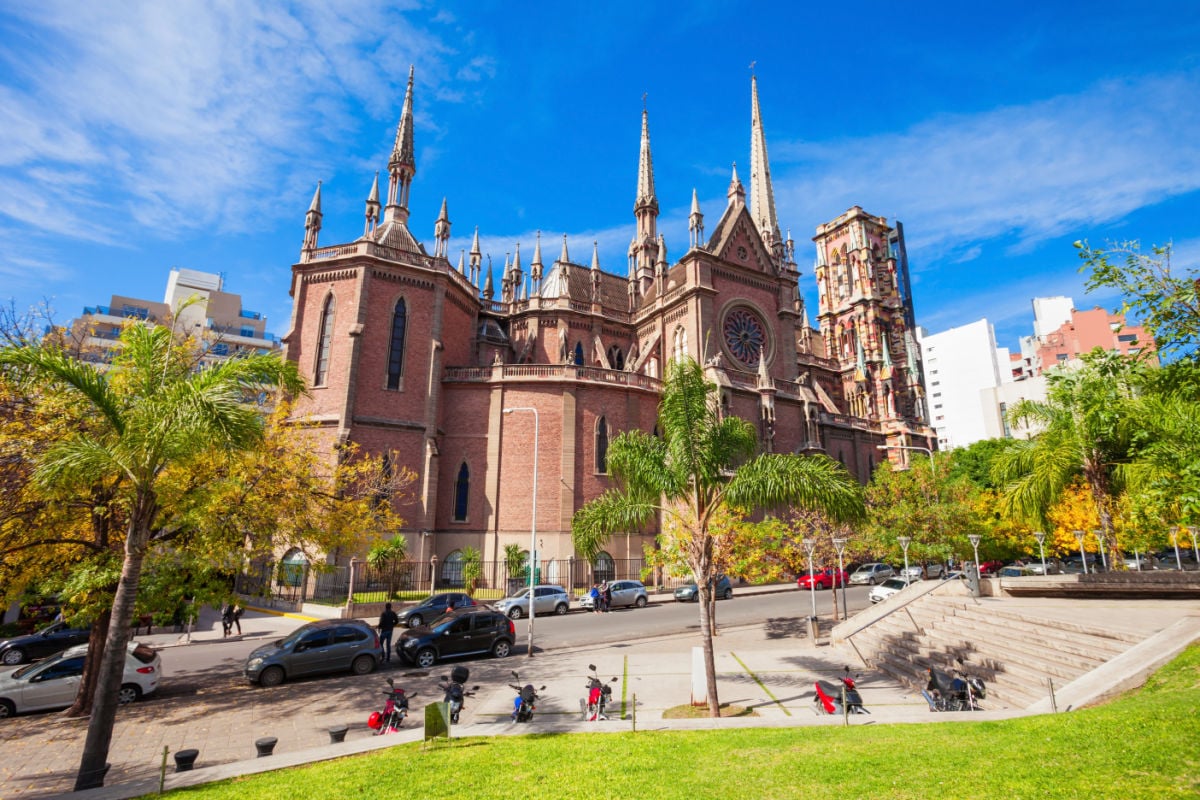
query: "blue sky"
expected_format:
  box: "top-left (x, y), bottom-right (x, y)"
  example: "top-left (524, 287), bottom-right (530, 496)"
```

top-left (2, 1), bottom-right (1198, 352)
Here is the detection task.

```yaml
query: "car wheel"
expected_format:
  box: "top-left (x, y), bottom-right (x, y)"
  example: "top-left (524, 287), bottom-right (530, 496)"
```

top-left (258, 666), bottom-right (285, 688)
top-left (1, 648), bottom-right (24, 666)
top-left (0, 699), bottom-right (14, 718)
top-left (118, 684), bottom-right (142, 705)
top-left (723, 587), bottom-right (733, 600)
top-left (869, 577), bottom-right (876, 585)
top-left (415, 648), bottom-right (437, 668)
top-left (408, 614), bottom-right (423, 628)
top-left (508, 607), bottom-right (523, 620)
top-left (491, 640), bottom-right (512, 658)
top-left (634, 595), bottom-right (647, 608)
top-left (351, 655), bottom-right (376, 676)
top-left (554, 603), bottom-right (568, 616)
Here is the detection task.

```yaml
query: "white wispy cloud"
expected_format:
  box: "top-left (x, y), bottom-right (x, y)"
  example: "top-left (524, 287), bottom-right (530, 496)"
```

top-left (0, 1), bottom-right (453, 243)
top-left (769, 71), bottom-right (1200, 269)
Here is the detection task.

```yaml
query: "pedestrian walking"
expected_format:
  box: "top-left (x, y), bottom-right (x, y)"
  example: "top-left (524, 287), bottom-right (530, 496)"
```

top-left (220, 603), bottom-right (234, 637)
top-left (231, 603), bottom-right (243, 635)
top-left (588, 584), bottom-right (601, 614)
top-left (378, 602), bottom-right (400, 663)
top-left (601, 581), bottom-right (612, 613)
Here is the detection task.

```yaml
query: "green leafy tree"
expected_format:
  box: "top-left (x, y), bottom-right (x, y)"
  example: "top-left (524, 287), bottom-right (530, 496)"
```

top-left (1076, 239), bottom-right (1199, 360)
top-left (461, 546), bottom-right (483, 594)
top-left (572, 357), bottom-right (864, 717)
top-left (366, 535), bottom-right (410, 599)
top-left (0, 324), bottom-right (301, 790)
top-left (992, 350), bottom-right (1139, 564)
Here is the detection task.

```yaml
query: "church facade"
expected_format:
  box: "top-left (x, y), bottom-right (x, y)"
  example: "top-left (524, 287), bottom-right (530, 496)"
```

top-left (281, 68), bottom-right (932, 581)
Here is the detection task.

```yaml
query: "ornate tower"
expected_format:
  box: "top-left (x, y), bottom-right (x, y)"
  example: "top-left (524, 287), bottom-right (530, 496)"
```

top-left (812, 207), bottom-right (929, 439)
top-left (634, 107), bottom-right (659, 296)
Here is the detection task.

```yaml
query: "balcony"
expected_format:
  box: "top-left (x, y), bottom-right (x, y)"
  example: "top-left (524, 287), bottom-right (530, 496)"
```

top-left (443, 364), bottom-right (662, 392)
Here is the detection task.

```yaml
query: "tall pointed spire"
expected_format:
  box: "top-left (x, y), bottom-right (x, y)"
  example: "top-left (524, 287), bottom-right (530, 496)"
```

top-left (303, 181), bottom-right (322, 252)
top-left (559, 233), bottom-right (570, 264)
top-left (469, 226), bottom-right (482, 284)
top-left (727, 162), bottom-right (745, 206)
top-left (385, 66), bottom-right (417, 224)
top-left (634, 104), bottom-right (659, 291)
top-left (531, 230), bottom-right (544, 290)
top-left (636, 107), bottom-right (656, 207)
top-left (457, 249), bottom-right (466, 275)
top-left (590, 241), bottom-right (601, 302)
top-left (482, 255), bottom-right (494, 300)
top-left (433, 197), bottom-right (451, 258)
top-left (749, 75), bottom-right (781, 252)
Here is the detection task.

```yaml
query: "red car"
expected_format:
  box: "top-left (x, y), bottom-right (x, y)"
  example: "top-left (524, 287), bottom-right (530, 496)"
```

top-left (796, 568), bottom-right (848, 590)
top-left (978, 560), bottom-right (1005, 576)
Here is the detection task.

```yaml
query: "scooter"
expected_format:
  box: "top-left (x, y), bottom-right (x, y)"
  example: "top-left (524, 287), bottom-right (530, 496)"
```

top-left (813, 667), bottom-right (868, 715)
top-left (508, 670), bottom-right (546, 723)
top-left (439, 666), bottom-right (479, 724)
top-left (367, 677), bottom-right (414, 735)
top-left (922, 658), bottom-right (986, 712)
top-left (582, 664), bottom-right (618, 721)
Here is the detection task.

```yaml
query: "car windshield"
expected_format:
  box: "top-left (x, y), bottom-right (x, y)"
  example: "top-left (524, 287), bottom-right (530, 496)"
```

top-left (504, 590), bottom-right (530, 601)
top-left (277, 626), bottom-right (315, 649)
top-left (880, 578), bottom-right (908, 590)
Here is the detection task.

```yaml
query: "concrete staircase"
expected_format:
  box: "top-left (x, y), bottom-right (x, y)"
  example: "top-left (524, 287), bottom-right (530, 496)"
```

top-left (834, 582), bottom-right (1147, 709)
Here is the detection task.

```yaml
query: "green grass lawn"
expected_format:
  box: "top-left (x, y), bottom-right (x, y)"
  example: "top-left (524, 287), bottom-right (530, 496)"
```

top-left (158, 645), bottom-right (1200, 799)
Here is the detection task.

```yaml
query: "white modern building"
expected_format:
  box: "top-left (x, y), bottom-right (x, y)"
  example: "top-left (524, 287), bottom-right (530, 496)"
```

top-left (918, 319), bottom-right (1005, 450)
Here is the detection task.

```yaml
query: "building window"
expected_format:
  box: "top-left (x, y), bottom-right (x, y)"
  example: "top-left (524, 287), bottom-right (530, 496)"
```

top-left (314, 295), bottom-right (335, 385)
top-left (453, 462), bottom-right (469, 521)
top-left (574, 341), bottom-right (584, 365)
top-left (1117, 333), bottom-right (1138, 343)
top-left (386, 298), bottom-right (407, 390)
top-left (595, 417), bottom-right (609, 473)
top-left (608, 345), bottom-right (625, 370)
top-left (441, 550), bottom-right (464, 587)
top-left (594, 551), bottom-right (614, 583)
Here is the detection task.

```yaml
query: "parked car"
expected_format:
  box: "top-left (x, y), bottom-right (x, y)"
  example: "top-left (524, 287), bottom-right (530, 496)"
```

top-left (898, 565), bottom-right (924, 582)
top-left (998, 565), bottom-right (1037, 578)
top-left (245, 619), bottom-right (380, 688)
top-left (0, 621), bottom-right (91, 666)
top-left (922, 563), bottom-right (946, 579)
top-left (674, 575), bottom-right (733, 602)
top-left (0, 641), bottom-right (159, 719)
top-left (849, 563), bottom-right (895, 585)
top-left (868, 577), bottom-right (913, 604)
top-left (978, 560), bottom-right (1005, 575)
top-left (493, 585), bottom-right (571, 619)
top-left (1025, 559), bottom-right (1064, 575)
top-left (796, 568), bottom-right (847, 590)
top-left (398, 593), bottom-right (475, 628)
top-left (397, 608), bottom-right (515, 668)
top-left (1122, 553), bottom-right (1157, 571)
top-left (579, 580), bottom-right (649, 610)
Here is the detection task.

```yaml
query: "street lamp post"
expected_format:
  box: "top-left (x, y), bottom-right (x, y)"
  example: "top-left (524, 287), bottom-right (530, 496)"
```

top-left (967, 534), bottom-right (982, 577)
top-left (1092, 529), bottom-right (1108, 572)
top-left (1073, 530), bottom-right (1089, 575)
top-left (876, 443), bottom-right (935, 478)
top-left (1189, 527), bottom-right (1199, 571)
top-left (802, 538), bottom-right (817, 620)
top-left (897, 535), bottom-right (912, 582)
top-left (1033, 531), bottom-right (1047, 575)
top-left (503, 406), bottom-right (539, 658)
top-left (831, 537), bottom-right (848, 621)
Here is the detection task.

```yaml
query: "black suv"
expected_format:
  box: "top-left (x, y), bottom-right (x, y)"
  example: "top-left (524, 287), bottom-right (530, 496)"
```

top-left (397, 592), bottom-right (475, 628)
top-left (397, 609), bottom-right (515, 668)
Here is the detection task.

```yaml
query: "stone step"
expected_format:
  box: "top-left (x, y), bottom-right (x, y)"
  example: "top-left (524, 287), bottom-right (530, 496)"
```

top-left (871, 648), bottom-right (1042, 710)
top-left (925, 603), bottom-right (1132, 661)
top-left (924, 597), bottom-right (1143, 646)
top-left (914, 627), bottom-right (1090, 686)
top-left (922, 617), bottom-right (1112, 676)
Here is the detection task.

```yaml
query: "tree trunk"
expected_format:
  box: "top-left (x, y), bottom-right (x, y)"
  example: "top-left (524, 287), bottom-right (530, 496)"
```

top-left (74, 528), bottom-right (148, 791)
top-left (63, 612), bottom-right (111, 718)
top-left (695, 580), bottom-right (720, 717)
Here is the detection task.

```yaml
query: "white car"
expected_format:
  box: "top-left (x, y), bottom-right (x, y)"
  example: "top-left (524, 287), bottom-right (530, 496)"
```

top-left (0, 641), bottom-right (160, 719)
top-left (868, 577), bottom-right (914, 604)
top-left (493, 585), bottom-right (571, 619)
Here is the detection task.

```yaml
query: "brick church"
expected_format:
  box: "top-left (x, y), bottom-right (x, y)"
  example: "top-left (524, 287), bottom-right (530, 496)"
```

top-left (282, 68), bottom-right (932, 582)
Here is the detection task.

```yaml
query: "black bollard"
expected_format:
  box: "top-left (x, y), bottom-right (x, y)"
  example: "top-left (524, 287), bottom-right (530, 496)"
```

top-left (328, 725), bottom-right (349, 744)
top-left (174, 749), bottom-right (199, 772)
top-left (255, 737), bottom-right (278, 757)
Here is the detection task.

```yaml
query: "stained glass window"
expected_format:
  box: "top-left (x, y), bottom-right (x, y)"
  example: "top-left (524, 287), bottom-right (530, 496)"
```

top-left (723, 307), bottom-right (767, 368)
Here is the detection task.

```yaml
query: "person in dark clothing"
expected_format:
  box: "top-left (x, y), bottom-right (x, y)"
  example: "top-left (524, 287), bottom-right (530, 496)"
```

top-left (220, 603), bottom-right (234, 637)
top-left (602, 582), bottom-right (613, 613)
top-left (378, 602), bottom-right (400, 663)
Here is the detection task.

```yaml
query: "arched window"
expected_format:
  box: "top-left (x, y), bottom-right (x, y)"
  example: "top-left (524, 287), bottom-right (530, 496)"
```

top-left (608, 345), bottom-right (625, 370)
top-left (594, 551), bottom-right (614, 583)
top-left (573, 341), bottom-right (584, 365)
top-left (441, 550), bottom-right (464, 587)
top-left (453, 462), bottom-right (469, 521)
top-left (314, 295), bottom-right (335, 385)
top-left (386, 298), bottom-right (407, 390)
top-left (595, 417), bottom-right (609, 473)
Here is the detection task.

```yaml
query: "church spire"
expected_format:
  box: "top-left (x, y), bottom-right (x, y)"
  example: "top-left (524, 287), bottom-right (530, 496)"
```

top-left (482, 256), bottom-right (494, 300)
top-left (688, 188), bottom-right (705, 249)
top-left (727, 162), bottom-right (745, 207)
top-left (469, 226), bottom-right (482, 285)
top-left (385, 66), bottom-right (417, 225)
top-left (750, 75), bottom-right (782, 256)
top-left (634, 104), bottom-right (659, 291)
top-left (363, 172), bottom-right (380, 236)
top-left (303, 181), bottom-right (322, 252)
top-left (433, 197), bottom-right (451, 258)
top-left (531, 230), bottom-right (544, 291)
top-left (559, 233), bottom-right (570, 264)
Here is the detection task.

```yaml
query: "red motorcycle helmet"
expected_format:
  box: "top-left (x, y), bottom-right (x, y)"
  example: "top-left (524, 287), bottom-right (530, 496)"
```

top-left (367, 711), bottom-right (383, 730)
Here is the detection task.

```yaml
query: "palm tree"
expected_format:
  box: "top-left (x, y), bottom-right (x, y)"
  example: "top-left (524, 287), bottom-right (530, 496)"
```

top-left (572, 357), bottom-right (864, 716)
top-left (366, 535), bottom-right (409, 599)
top-left (993, 350), bottom-right (1138, 562)
top-left (0, 324), bottom-right (300, 790)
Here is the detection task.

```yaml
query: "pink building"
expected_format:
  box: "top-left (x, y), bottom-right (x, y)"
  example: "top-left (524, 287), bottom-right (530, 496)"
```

top-left (1034, 307), bottom-right (1157, 372)
top-left (281, 70), bottom-right (932, 583)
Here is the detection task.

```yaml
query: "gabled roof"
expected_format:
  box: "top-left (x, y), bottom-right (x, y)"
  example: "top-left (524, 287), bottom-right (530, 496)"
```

top-left (705, 201), bottom-right (776, 273)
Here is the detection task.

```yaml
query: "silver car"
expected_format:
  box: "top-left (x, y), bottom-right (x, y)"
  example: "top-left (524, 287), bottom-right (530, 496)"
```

top-left (245, 618), bottom-right (381, 687)
top-left (849, 563), bottom-right (895, 585)
top-left (493, 585), bottom-right (571, 619)
top-left (579, 580), bottom-right (649, 610)
top-left (0, 642), bottom-right (160, 718)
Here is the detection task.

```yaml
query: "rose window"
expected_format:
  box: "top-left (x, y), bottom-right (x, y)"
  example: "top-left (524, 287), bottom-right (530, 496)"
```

top-left (723, 308), bottom-right (767, 368)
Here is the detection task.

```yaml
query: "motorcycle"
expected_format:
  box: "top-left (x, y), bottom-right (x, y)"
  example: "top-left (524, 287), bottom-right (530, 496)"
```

top-left (582, 664), bottom-right (618, 721)
top-left (439, 665), bottom-right (479, 724)
top-left (508, 670), bottom-right (546, 723)
top-left (813, 667), bottom-right (868, 715)
top-left (922, 658), bottom-right (986, 712)
top-left (367, 677), bottom-right (414, 735)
